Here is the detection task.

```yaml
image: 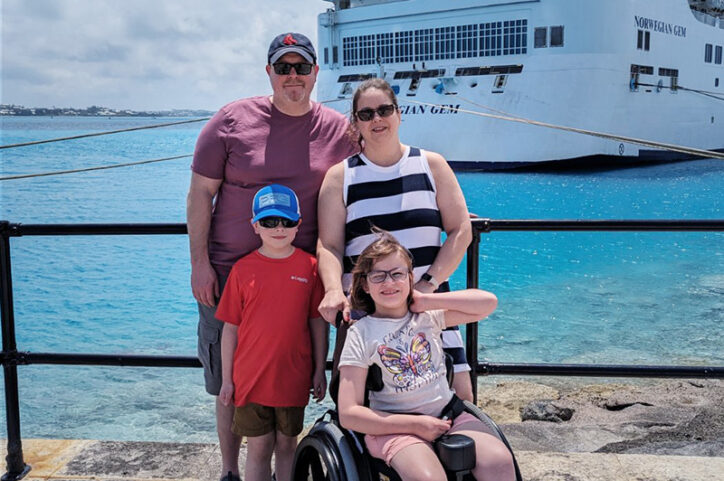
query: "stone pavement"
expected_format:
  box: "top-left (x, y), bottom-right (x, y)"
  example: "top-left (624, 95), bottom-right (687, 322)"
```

top-left (2, 438), bottom-right (723, 481)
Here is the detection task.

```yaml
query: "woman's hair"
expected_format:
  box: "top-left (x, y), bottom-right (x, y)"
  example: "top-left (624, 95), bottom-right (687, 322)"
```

top-left (348, 78), bottom-right (400, 150)
top-left (350, 228), bottom-right (414, 314)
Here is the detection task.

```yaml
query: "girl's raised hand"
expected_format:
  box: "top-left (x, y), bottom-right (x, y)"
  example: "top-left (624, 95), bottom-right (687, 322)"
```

top-left (409, 289), bottom-right (429, 313)
top-left (412, 415), bottom-right (452, 441)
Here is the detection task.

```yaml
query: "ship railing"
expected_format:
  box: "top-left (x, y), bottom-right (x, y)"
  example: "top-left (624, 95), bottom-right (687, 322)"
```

top-left (2, 219), bottom-right (724, 481)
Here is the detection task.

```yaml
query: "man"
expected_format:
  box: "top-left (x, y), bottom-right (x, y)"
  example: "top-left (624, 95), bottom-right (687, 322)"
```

top-left (187, 32), bottom-right (356, 481)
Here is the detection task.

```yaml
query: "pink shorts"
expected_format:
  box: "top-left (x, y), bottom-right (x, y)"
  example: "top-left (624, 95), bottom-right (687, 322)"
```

top-left (364, 412), bottom-right (479, 465)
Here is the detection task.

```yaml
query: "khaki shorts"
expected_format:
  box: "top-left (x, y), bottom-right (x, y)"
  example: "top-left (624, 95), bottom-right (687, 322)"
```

top-left (232, 403), bottom-right (305, 437)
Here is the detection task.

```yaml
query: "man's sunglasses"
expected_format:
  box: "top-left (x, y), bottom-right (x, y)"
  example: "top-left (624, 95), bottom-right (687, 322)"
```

top-left (258, 217), bottom-right (300, 228)
top-left (355, 104), bottom-right (397, 122)
top-left (272, 62), bottom-right (314, 75)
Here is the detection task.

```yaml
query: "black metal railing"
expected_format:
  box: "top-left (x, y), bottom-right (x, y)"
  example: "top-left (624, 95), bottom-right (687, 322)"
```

top-left (2, 219), bottom-right (724, 481)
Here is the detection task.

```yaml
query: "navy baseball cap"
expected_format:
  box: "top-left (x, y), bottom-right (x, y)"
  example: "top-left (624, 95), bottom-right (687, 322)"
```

top-left (268, 32), bottom-right (317, 64)
top-left (252, 184), bottom-right (301, 223)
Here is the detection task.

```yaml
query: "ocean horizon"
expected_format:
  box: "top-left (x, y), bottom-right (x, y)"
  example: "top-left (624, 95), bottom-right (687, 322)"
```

top-left (0, 116), bottom-right (722, 442)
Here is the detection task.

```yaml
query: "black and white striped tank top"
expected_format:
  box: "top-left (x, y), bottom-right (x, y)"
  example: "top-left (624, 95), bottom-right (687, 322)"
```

top-left (342, 146), bottom-right (443, 291)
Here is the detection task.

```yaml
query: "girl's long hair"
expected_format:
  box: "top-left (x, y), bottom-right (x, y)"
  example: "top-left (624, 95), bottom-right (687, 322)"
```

top-left (349, 229), bottom-right (414, 314)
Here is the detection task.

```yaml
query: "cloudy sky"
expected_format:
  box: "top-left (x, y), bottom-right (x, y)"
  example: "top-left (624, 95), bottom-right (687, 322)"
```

top-left (2, 0), bottom-right (331, 111)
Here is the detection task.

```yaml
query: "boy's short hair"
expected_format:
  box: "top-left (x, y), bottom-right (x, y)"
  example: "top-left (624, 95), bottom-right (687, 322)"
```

top-left (252, 184), bottom-right (301, 223)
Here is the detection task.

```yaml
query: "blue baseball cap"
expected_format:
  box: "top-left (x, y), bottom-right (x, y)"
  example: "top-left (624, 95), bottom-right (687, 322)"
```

top-left (268, 32), bottom-right (317, 64)
top-left (252, 184), bottom-right (301, 223)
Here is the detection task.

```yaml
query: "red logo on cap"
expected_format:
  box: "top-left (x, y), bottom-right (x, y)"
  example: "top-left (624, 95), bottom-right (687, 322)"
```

top-left (283, 34), bottom-right (297, 46)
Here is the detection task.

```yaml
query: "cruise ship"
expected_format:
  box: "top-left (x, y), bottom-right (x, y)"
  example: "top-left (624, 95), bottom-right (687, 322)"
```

top-left (316, 0), bottom-right (724, 169)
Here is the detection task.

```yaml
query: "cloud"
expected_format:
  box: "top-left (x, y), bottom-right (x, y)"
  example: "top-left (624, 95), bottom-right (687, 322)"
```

top-left (2, 0), bottom-right (329, 110)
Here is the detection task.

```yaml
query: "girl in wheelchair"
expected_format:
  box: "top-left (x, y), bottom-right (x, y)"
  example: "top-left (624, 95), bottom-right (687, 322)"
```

top-left (337, 231), bottom-right (516, 481)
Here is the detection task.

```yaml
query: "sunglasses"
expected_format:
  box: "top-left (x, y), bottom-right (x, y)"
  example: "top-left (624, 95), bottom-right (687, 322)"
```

top-left (366, 268), bottom-right (409, 284)
top-left (258, 217), bottom-right (300, 228)
top-left (355, 104), bottom-right (397, 122)
top-left (272, 62), bottom-right (314, 75)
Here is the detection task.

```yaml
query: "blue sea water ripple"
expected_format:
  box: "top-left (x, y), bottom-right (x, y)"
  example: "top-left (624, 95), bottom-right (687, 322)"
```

top-left (0, 117), bottom-right (721, 442)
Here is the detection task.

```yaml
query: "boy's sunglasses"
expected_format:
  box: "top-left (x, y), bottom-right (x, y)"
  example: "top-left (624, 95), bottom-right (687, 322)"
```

top-left (258, 217), bottom-right (300, 228)
top-left (366, 269), bottom-right (409, 284)
top-left (272, 62), bottom-right (314, 75)
top-left (355, 104), bottom-right (397, 122)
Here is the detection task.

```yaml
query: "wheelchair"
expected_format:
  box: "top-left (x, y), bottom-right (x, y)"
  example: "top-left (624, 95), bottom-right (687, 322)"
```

top-left (292, 356), bottom-right (523, 481)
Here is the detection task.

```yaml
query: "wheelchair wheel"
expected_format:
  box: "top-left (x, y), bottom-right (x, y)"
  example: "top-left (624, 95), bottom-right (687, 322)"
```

top-left (292, 416), bottom-right (362, 481)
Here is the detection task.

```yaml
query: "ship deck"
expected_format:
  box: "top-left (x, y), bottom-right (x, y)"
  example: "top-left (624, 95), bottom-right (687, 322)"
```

top-left (5, 438), bottom-right (721, 481)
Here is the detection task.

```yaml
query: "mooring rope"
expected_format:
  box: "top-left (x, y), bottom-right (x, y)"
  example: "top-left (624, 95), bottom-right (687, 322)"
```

top-left (0, 154), bottom-right (191, 181)
top-left (0, 117), bottom-right (210, 150)
top-left (3, 94), bottom-right (722, 181)
top-left (402, 97), bottom-right (724, 160)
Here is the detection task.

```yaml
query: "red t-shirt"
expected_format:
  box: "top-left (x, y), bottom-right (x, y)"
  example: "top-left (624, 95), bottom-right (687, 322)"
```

top-left (215, 248), bottom-right (324, 407)
top-left (191, 96), bottom-right (357, 277)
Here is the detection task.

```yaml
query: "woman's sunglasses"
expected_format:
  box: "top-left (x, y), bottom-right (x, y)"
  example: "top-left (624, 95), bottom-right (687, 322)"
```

top-left (355, 104), bottom-right (397, 122)
top-left (258, 217), bottom-right (300, 228)
top-left (272, 62), bottom-right (314, 75)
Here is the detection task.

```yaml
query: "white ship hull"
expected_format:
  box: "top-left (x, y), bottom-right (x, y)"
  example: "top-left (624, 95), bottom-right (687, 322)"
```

top-left (317, 0), bottom-right (724, 169)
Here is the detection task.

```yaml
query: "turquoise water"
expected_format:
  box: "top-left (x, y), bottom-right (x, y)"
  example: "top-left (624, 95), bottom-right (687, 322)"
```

top-left (1, 116), bottom-right (722, 442)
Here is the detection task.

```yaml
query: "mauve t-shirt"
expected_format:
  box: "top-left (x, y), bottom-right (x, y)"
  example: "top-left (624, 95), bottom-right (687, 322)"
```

top-left (191, 96), bottom-right (356, 276)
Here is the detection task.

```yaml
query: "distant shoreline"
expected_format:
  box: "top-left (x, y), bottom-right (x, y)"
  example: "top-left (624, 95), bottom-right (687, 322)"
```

top-left (0, 104), bottom-right (214, 117)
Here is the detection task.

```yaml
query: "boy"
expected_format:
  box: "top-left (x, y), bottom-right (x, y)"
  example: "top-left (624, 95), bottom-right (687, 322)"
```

top-left (217, 184), bottom-right (328, 481)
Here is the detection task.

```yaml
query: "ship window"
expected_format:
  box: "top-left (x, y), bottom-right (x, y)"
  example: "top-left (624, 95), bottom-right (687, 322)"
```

top-left (716, 78), bottom-right (719, 87)
top-left (358, 34), bottom-right (376, 65)
top-left (414, 29), bottom-right (434, 62)
top-left (343, 37), bottom-right (359, 66)
top-left (535, 27), bottom-right (547, 48)
top-left (455, 64), bottom-right (523, 76)
top-left (716, 46), bottom-right (723, 64)
top-left (338, 74), bottom-right (376, 82)
top-left (435, 26), bottom-right (456, 59)
top-left (502, 19), bottom-right (527, 55)
top-left (644, 31), bottom-right (650, 51)
top-left (480, 21), bottom-right (503, 57)
top-left (376, 33), bottom-right (394, 64)
top-left (671, 76), bottom-right (678, 92)
top-left (550, 26), bottom-right (564, 47)
top-left (631, 64), bottom-right (653, 75)
top-left (658, 68), bottom-right (678, 77)
top-left (324, 48), bottom-right (329, 65)
top-left (395, 31), bottom-right (414, 63)
top-left (457, 24), bottom-right (479, 58)
top-left (333, 46), bottom-right (338, 64)
top-left (637, 30), bottom-right (643, 50)
top-left (705, 43), bottom-right (713, 63)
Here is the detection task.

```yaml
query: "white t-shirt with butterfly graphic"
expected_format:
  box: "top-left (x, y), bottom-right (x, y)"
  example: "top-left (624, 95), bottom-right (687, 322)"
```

top-left (339, 310), bottom-right (454, 417)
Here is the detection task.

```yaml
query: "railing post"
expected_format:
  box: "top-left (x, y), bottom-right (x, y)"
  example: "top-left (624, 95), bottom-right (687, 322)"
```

top-left (465, 221), bottom-right (484, 404)
top-left (0, 221), bottom-right (30, 481)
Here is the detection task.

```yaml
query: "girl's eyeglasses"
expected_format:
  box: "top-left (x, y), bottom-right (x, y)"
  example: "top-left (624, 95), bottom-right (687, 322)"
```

top-left (272, 62), bottom-right (314, 75)
top-left (366, 269), bottom-right (409, 284)
top-left (258, 217), bottom-right (300, 228)
top-left (355, 104), bottom-right (397, 122)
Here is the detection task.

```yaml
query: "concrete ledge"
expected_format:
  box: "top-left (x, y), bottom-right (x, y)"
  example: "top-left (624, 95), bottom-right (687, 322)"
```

top-left (3, 439), bottom-right (723, 481)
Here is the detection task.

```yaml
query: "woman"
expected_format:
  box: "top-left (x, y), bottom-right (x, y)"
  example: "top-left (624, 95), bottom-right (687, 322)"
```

top-left (337, 231), bottom-right (514, 481)
top-left (317, 78), bottom-right (475, 400)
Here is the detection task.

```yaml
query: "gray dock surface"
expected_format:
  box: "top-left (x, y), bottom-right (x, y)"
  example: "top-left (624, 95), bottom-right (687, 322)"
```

top-left (3, 439), bottom-right (724, 481)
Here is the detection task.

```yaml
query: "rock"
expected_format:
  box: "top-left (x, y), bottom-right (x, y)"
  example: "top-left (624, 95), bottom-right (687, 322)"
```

top-left (477, 381), bottom-right (560, 423)
top-left (487, 379), bottom-right (724, 457)
top-left (521, 400), bottom-right (574, 422)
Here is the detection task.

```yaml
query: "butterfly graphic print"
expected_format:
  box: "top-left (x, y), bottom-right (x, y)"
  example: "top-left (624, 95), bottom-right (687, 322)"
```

top-left (377, 332), bottom-right (434, 388)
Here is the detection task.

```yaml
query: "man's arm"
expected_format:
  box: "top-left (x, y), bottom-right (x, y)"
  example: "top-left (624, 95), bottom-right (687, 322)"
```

top-left (414, 151), bottom-right (472, 293)
top-left (316, 163), bottom-right (350, 323)
top-left (187, 172), bottom-right (223, 307)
